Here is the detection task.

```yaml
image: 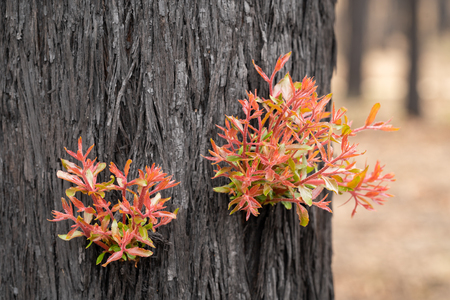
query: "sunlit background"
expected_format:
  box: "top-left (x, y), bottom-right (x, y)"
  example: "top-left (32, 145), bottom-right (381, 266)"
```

top-left (332, 0), bottom-right (450, 299)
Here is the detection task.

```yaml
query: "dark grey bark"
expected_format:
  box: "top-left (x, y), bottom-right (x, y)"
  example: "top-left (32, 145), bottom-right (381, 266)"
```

top-left (0, 1), bottom-right (336, 299)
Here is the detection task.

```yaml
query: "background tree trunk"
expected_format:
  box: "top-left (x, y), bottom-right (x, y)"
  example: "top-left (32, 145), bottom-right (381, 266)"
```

top-left (346, 0), bottom-right (368, 98)
top-left (405, 0), bottom-right (420, 116)
top-left (0, 1), bottom-right (336, 299)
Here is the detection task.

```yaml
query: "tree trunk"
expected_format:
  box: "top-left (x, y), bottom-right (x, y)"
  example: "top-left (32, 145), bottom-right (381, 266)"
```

top-left (346, 0), bottom-right (368, 98)
top-left (405, 0), bottom-right (420, 116)
top-left (438, 0), bottom-right (450, 33)
top-left (0, 1), bottom-right (336, 299)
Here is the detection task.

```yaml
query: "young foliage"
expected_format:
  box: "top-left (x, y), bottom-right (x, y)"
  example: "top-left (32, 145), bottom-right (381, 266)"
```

top-left (49, 138), bottom-right (179, 267)
top-left (205, 52), bottom-right (398, 226)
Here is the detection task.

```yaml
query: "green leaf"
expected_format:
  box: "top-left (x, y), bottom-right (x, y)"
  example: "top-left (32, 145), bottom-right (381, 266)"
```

top-left (108, 245), bottom-right (121, 252)
top-left (134, 178), bottom-right (147, 187)
top-left (126, 252), bottom-right (137, 260)
top-left (95, 176), bottom-right (116, 190)
top-left (230, 171), bottom-right (244, 177)
top-left (262, 130), bottom-right (273, 141)
top-left (281, 201), bottom-right (292, 210)
top-left (321, 176), bottom-right (339, 194)
top-left (288, 158), bottom-right (296, 172)
top-left (93, 162), bottom-right (107, 176)
top-left (226, 155), bottom-right (241, 162)
top-left (238, 146), bottom-right (244, 155)
top-left (347, 175), bottom-right (361, 190)
top-left (96, 252), bottom-right (106, 265)
top-left (213, 167), bottom-right (231, 178)
top-left (298, 185), bottom-right (313, 206)
top-left (139, 227), bottom-right (149, 240)
top-left (84, 211), bottom-right (93, 224)
top-left (263, 184), bottom-right (272, 196)
top-left (296, 204), bottom-right (309, 227)
top-left (86, 239), bottom-right (94, 249)
top-left (338, 185), bottom-right (351, 193)
top-left (213, 186), bottom-right (231, 193)
top-left (85, 169), bottom-right (94, 188)
top-left (65, 187), bottom-right (78, 197)
top-left (341, 124), bottom-right (352, 135)
top-left (230, 178), bottom-right (242, 191)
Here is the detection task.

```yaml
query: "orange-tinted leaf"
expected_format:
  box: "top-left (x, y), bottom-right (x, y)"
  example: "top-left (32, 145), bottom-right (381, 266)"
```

top-left (69, 196), bottom-right (85, 210)
top-left (58, 230), bottom-right (84, 241)
top-left (252, 61), bottom-right (270, 82)
top-left (365, 103), bottom-right (380, 126)
top-left (380, 125), bottom-right (400, 131)
top-left (124, 159), bottom-right (132, 177)
top-left (274, 52), bottom-right (292, 72)
top-left (126, 247), bottom-right (153, 257)
top-left (83, 144), bottom-right (95, 160)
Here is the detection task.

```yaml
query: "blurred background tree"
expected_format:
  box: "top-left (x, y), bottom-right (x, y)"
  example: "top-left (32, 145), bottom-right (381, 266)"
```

top-left (333, 0), bottom-right (450, 299)
top-left (346, 0), bottom-right (368, 98)
top-left (341, 0), bottom-right (450, 117)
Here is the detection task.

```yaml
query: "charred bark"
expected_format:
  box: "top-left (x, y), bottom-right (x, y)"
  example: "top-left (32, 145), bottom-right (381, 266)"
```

top-left (0, 1), bottom-right (336, 299)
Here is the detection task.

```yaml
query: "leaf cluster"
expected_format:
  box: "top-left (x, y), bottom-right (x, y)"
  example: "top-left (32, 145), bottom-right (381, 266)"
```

top-left (206, 52), bottom-right (398, 226)
top-left (49, 138), bottom-right (179, 266)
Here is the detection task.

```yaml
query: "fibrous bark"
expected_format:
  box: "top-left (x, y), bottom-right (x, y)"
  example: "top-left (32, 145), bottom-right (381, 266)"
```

top-left (0, 1), bottom-right (336, 299)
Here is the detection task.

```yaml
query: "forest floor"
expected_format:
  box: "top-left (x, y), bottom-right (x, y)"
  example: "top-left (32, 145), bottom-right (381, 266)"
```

top-left (331, 39), bottom-right (450, 300)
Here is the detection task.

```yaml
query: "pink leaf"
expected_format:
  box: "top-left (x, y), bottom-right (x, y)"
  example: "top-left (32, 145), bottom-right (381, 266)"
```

top-left (102, 250), bottom-right (124, 267)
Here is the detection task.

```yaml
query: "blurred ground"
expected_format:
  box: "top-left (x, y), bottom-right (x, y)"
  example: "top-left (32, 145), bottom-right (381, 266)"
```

top-left (332, 1), bottom-right (450, 299)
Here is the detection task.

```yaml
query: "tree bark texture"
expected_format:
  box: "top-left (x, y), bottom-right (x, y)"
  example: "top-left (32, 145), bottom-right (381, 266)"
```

top-left (0, 1), bottom-right (336, 299)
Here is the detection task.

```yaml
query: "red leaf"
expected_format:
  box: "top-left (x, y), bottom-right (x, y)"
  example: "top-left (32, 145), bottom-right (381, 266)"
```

top-left (69, 196), bottom-right (86, 210)
top-left (252, 61), bottom-right (270, 82)
top-left (57, 170), bottom-right (85, 186)
top-left (274, 52), bottom-right (292, 72)
top-left (60, 159), bottom-right (82, 175)
top-left (102, 250), bottom-right (124, 267)
top-left (83, 144), bottom-right (94, 161)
